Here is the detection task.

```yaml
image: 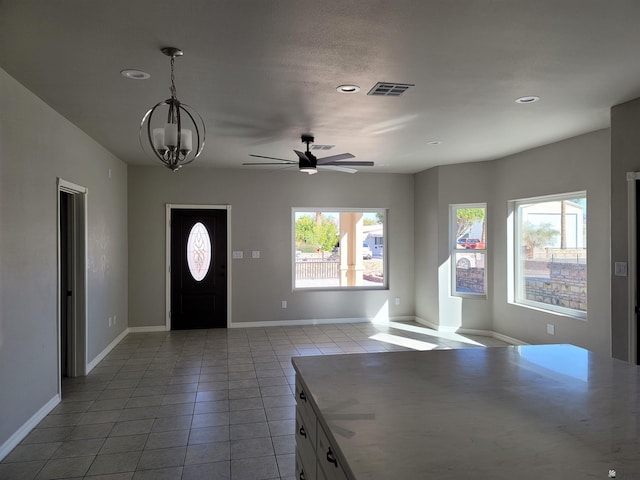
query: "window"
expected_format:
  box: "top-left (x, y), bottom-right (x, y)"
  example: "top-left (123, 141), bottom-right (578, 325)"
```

top-left (451, 204), bottom-right (487, 297)
top-left (186, 222), bottom-right (211, 282)
top-left (293, 209), bottom-right (386, 289)
top-left (513, 192), bottom-right (586, 319)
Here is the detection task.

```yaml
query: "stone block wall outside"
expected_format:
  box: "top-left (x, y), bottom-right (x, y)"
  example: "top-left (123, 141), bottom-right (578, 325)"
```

top-left (525, 261), bottom-right (587, 311)
top-left (456, 260), bottom-right (587, 311)
top-left (456, 268), bottom-right (485, 294)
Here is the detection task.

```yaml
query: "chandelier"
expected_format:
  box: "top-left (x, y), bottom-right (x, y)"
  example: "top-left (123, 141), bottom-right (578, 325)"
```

top-left (140, 47), bottom-right (205, 171)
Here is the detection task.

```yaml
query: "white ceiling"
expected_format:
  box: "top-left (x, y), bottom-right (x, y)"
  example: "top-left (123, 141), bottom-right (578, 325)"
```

top-left (1, 0), bottom-right (639, 174)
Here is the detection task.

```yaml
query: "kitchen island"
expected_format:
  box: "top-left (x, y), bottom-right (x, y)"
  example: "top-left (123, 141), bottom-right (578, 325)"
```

top-left (292, 345), bottom-right (640, 479)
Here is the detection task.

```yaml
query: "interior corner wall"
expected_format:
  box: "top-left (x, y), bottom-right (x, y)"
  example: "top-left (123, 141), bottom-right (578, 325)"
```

top-left (413, 167), bottom-right (440, 326)
top-left (435, 162), bottom-right (493, 331)
top-left (0, 67), bottom-right (128, 451)
top-left (414, 163), bottom-right (493, 332)
top-left (610, 97), bottom-right (640, 361)
top-left (127, 167), bottom-right (415, 328)
top-left (413, 129), bottom-right (611, 356)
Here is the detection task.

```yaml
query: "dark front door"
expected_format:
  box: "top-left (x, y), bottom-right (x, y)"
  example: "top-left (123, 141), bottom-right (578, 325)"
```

top-left (171, 208), bottom-right (227, 329)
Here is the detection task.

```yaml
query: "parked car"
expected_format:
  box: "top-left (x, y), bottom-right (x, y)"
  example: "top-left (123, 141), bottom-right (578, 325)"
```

top-left (457, 238), bottom-right (482, 249)
top-left (362, 243), bottom-right (373, 259)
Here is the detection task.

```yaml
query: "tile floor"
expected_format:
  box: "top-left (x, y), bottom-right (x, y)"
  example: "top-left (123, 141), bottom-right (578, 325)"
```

top-left (0, 321), bottom-right (509, 480)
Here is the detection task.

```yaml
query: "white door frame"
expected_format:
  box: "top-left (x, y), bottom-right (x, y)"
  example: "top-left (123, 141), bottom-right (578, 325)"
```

top-left (57, 178), bottom-right (88, 392)
top-left (165, 204), bottom-right (232, 330)
top-left (627, 172), bottom-right (640, 364)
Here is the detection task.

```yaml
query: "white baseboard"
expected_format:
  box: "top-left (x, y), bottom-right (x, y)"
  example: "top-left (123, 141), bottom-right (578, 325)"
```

top-left (0, 394), bottom-right (60, 461)
top-left (414, 316), bottom-right (440, 331)
top-left (230, 317), bottom-right (372, 328)
top-left (86, 328), bottom-right (129, 373)
top-left (128, 326), bottom-right (168, 333)
top-left (414, 316), bottom-right (524, 345)
top-left (491, 331), bottom-right (528, 345)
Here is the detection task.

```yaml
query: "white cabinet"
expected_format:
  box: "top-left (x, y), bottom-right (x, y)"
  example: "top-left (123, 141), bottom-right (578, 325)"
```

top-left (316, 421), bottom-right (348, 480)
top-left (296, 410), bottom-right (316, 480)
top-left (295, 376), bottom-right (349, 480)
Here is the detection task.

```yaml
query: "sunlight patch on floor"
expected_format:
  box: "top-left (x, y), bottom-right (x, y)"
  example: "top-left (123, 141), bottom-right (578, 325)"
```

top-left (369, 332), bottom-right (439, 351)
top-left (386, 321), bottom-right (487, 347)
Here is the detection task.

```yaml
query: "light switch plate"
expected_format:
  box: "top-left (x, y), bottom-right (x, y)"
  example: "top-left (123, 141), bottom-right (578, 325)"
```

top-left (252, 251), bottom-right (260, 259)
top-left (615, 262), bottom-right (628, 277)
top-left (233, 251), bottom-right (243, 259)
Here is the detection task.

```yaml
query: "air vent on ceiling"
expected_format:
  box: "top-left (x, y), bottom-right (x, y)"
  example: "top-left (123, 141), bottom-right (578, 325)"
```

top-left (367, 82), bottom-right (414, 97)
top-left (310, 144), bottom-right (335, 150)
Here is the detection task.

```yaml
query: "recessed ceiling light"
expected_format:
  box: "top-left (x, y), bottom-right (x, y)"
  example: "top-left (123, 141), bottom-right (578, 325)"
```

top-left (427, 140), bottom-right (442, 145)
top-left (515, 95), bottom-right (540, 104)
top-left (121, 69), bottom-right (150, 80)
top-left (336, 84), bottom-right (360, 94)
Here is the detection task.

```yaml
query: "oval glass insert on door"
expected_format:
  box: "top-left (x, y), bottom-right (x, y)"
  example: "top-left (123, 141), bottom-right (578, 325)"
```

top-left (186, 222), bottom-right (211, 281)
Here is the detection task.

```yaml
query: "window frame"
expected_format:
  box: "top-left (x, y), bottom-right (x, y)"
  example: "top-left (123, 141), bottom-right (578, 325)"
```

top-left (292, 207), bottom-right (388, 291)
top-left (512, 191), bottom-right (587, 320)
top-left (450, 203), bottom-right (487, 299)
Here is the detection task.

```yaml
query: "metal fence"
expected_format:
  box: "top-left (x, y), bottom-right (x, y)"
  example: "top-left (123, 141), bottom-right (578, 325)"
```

top-left (295, 260), bottom-right (339, 280)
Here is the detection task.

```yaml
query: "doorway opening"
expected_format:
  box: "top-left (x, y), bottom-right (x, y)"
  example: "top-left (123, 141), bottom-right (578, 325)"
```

top-left (57, 179), bottom-right (88, 393)
top-left (166, 205), bottom-right (231, 330)
top-left (627, 173), bottom-right (640, 364)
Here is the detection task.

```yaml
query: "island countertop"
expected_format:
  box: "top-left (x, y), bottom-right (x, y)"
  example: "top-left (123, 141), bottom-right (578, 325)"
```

top-left (292, 345), bottom-right (640, 480)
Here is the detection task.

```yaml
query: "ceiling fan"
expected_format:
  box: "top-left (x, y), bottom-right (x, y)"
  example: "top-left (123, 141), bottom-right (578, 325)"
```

top-left (243, 134), bottom-right (374, 174)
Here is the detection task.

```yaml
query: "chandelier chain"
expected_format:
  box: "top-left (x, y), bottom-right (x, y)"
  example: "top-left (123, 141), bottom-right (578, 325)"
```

top-left (169, 55), bottom-right (177, 100)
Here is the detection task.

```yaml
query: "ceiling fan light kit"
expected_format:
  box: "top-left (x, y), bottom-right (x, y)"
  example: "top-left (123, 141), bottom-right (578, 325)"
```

top-left (243, 134), bottom-right (373, 175)
top-left (140, 47), bottom-right (205, 171)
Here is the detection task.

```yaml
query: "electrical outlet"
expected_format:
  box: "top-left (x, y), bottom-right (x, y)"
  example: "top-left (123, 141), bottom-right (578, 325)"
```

top-left (232, 251), bottom-right (244, 259)
top-left (394, 297), bottom-right (400, 306)
top-left (113, 315), bottom-right (117, 325)
top-left (252, 251), bottom-right (260, 259)
top-left (547, 324), bottom-right (555, 335)
top-left (281, 300), bottom-right (287, 309)
top-left (108, 317), bottom-right (113, 327)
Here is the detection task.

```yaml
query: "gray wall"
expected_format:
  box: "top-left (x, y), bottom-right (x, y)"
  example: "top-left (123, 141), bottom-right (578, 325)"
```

top-left (414, 162), bottom-right (493, 331)
top-left (610, 98), bottom-right (640, 360)
top-left (128, 167), bottom-right (415, 327)
top-left (490, 130), bottom-right (611, 355)
top-left (414, 129), bottom-right (612, 356)
top-left (0, 68), bottom-right (128, 449)
top-left (413, 168), bottom-right (439, 325)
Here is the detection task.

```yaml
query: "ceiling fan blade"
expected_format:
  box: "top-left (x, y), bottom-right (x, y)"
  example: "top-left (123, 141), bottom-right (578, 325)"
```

top-left (321, 161), bottom-right (374, 167)
top-left (243, 161), bottom-right (297, 165)
top-left (316, 153), bottom-right (355, 164)
top-left (294, 150), bottom-right (310, 161)
top-left (248, 154), bottom-right (295, 163)
top-left (319, 165), bottom-right (358, 174)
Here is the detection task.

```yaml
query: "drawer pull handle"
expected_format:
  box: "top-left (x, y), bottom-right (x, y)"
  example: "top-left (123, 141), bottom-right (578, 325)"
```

top-left (299, 471), bottom-right (306, 480)
top-left (327, 447), bottom-right (338, 467)
top-left (299, 391), bottom-right (307, 402)
top-left (299, 425), bottom-right (307, 438)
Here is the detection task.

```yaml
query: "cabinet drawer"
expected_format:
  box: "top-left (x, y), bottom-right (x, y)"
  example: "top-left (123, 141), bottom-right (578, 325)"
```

top-left (316, 422), bottom-right (348, 480)
top-left (296, 451), bottom-right (315, 480)
top-left (296, 410), bottom-right (317, 480)
top-left (295, 377), bottom-right (317, 448)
